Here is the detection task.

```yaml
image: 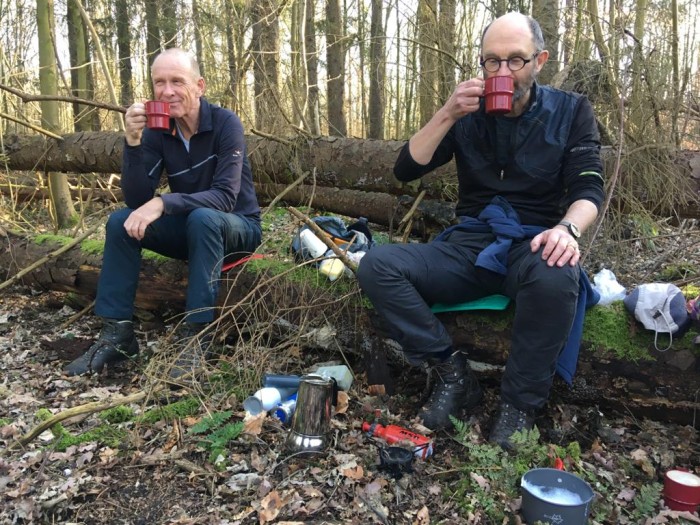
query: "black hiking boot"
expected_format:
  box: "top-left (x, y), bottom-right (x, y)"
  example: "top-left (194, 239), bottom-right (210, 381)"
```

top-left (488, 402), bottom-right (536, 450)
top-left (417, 351), bottom-right (483, 431)
top-left (64, 319), bottom-right (139, 376)
top-left (168, 322), bottom-right (214, 381)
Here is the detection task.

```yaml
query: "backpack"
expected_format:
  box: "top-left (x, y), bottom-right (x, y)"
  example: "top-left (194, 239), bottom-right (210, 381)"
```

top-left (290, 216), bottom-right (374, 263)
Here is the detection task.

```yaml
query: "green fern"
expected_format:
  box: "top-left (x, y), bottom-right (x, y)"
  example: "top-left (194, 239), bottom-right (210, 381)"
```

top-left (189, 411), bottom-right (233, 434)
top-left (631, 483), bottom-right (661, 520)
top-left (449, 415), bottom-right (470, 443)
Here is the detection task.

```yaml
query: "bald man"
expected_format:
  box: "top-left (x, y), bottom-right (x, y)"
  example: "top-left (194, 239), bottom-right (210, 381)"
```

top-left (65, 49), bottom-right (262, 381)
top-left (358, 13), bottom-right (604, 449)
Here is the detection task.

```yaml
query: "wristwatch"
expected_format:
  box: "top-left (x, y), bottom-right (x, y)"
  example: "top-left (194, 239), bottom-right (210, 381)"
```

top-left (558, 219), bottom-right (581, 239)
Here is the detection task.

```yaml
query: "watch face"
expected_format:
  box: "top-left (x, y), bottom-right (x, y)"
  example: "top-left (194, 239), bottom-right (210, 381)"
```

top-left (569, 223), bottom-right (581, 238)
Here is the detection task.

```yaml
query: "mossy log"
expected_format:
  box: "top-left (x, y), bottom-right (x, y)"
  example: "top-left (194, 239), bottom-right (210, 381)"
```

top-left (2, 232), bottom-right (698, 426)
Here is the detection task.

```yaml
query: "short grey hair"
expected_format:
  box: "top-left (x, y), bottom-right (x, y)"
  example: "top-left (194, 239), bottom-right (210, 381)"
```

top-left (152, 48), bottom-right (202, 78)
top-left (481, 14), bottom-right (545, 53)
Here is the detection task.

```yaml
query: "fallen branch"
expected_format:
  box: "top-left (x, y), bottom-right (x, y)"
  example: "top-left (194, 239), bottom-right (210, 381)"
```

top-left (0, 83), bottom-right (125, 113)
top-left (6, 386), bottom-right (164, 452)
top-left (286, 206), bottom-right (358, 273)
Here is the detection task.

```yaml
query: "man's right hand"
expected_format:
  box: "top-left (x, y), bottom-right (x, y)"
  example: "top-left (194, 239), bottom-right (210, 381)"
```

top-left (124, 102), bottom-right (147, 146)
top-left (408, 78), bottom-right (484, 165)
top-left (441, 79), bottom-right (485, 121)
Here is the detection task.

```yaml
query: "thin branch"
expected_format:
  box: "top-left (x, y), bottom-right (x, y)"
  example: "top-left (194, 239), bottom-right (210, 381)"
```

top-left (0, 111), bottom-right (64, 140)
top-left (5, 386), bottom-right (164, 452)
top-left (286, 206), bottom-right (358, 273)
top-left (250, 128), bottom-right (294, 146)
top-left (263, 168), bottom-right (310, 216)
top-left (0, 83), bottom-right (125, 113)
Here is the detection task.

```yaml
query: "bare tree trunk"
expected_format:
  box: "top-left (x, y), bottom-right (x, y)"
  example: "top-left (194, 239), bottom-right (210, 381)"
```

top-left (437, 0), bottom-right (456, 104)
top-left (145, 0), bottom-right (161, 88)
top-left (290, 0), bottom-right (307, 129)
top-left (225, 0), bottom-right (240, 112)
top-left (115, 0), bottom-right (133, 107)
top-left (305, 0), bottom-right (320, 135)
top-left (251, 0), bottom-right (280, 131)
top-left (192, 0), bottom-right (205, 78)
top-left (531, 0), bottom-right (559, 85)
top-left (368, 0), bottom-right (385, 139)
top-left (326, 0), bottom-right (347, 136)
top-left (66, 0), bottom-right (92, 131)
top-left (37, 0), bottom-right (77, 229)
top-left (417, 0), bottom-right (438, 127)
top-left (161, 0), bottom-right (178, 48)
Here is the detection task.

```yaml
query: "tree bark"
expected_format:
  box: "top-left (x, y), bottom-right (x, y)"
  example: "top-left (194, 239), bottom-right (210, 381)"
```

top-left (115, 0), bottom-right (133, 107)
top-left (4, 132), bottom-right (700, 219)
top-left (252, 0), bottom-right (281, 131)
top-left (37, 0), bottom-right (78, 229)
top-left (325, 0), bottom-right (347, 136)
top-left (368, 0), bottom-right (385, 139)
top-left (304, 0), bottom-right (320, 136)
top-left (417, 0), bottom-right (438, 127)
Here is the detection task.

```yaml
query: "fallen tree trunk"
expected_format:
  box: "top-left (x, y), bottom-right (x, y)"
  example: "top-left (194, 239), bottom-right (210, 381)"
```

top-left (2, 232), bottom-right (698, 426)
top-left (5, 132), bottom-right (699, 208)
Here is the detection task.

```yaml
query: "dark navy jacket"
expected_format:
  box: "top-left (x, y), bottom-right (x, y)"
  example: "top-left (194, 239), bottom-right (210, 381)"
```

top-left (395, 83), bottom-right (605, 225)
top-left (122, 98), bottom-right (261, 222)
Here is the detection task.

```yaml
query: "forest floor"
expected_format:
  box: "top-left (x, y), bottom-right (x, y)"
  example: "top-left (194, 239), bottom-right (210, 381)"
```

top-left (1, 204), bottom-right (700, 524)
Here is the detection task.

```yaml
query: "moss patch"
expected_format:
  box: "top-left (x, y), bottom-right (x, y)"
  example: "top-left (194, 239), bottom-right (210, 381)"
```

top-left (137, 396), bottom-right (201, 424)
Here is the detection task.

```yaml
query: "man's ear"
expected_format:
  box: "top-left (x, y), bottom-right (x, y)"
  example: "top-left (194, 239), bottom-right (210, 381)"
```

top-left (535, 50), bottom-right (549, 73)
top-left (197, 77), bottom-right (206, 96)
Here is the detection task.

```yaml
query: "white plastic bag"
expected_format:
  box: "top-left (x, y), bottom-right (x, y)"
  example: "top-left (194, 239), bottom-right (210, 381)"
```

top-left (592, 268), bottom-right (627, 306)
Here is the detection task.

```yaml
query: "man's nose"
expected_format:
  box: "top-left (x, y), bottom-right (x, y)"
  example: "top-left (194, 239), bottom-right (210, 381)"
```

top-left (497, 61), bottom-right (512, 75)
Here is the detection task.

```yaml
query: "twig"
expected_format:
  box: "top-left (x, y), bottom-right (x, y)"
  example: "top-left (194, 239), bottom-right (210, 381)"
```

top-left (0, 83), bottom-right (126, 113)
top-left (262, 168), bottom-right (310, 217)
top-left (0, 224), bottom-right (99, 292)
top-left (250, 128), bottom-right (294, 146)
top-left (399, 190), bottom-right (425, 243)
top-left (5, 386), bottom-right (164, 452)
top-left (58, 299), bottom-right (95, 330)
top-left (0, 111), bottom-right (63, 140)
top-left (286, 206), bottom-right (358, 273)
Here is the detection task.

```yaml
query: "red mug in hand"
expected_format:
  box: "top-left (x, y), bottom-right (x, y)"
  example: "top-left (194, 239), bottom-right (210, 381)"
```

top-left (484, 76), bottom-right (514, 114)
top-left (144, 100), bottom-right (171, 130)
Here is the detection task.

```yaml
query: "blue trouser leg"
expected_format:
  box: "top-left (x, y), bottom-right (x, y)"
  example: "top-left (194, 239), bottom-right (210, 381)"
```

top-left (357, 231), bottom-right (580, 410)
top-left (95, 207), bottom-right (261, 323)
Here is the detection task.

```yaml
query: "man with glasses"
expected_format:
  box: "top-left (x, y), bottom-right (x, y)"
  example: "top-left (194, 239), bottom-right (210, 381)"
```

top-left (358, 13), bottom-right (604, 449)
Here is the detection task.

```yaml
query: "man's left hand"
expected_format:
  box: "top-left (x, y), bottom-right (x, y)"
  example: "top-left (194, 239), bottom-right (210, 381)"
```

top-left (530, 228), bottom-right (580, 267)
top-left (123, 197), bottom-right (164, 240)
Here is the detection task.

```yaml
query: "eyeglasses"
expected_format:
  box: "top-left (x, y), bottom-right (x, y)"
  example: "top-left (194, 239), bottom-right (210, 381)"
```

top-left (480, 52), bottom-right (539, 73)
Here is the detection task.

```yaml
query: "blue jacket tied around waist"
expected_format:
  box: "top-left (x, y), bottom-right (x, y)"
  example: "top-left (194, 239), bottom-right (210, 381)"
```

top-left (435, 196), bottom-right (600, 384)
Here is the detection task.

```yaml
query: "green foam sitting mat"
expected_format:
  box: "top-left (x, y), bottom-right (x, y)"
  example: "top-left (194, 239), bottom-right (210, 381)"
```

top-left (430, 294), bottom-right (511, 313)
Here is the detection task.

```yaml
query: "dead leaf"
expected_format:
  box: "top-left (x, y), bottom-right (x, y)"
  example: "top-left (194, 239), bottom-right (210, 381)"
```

top-left (413, 505), bottom-right (430, 525)
top-left (335, 390), bottom-right (349, 414)
top-left (616, 487), bottom-right (636, 501)
top-left (470, 472), bottom-right (491, 491)
top-left (342, 463), bottom-right (364, 480)
top-left (243, 412), bottom-right (266, 436)
top-left (258, 490), bottom-right (286, 524)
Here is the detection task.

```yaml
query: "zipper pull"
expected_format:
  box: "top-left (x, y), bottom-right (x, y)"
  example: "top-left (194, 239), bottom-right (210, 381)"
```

top-left (500, 169), bottom-right (504, 180)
